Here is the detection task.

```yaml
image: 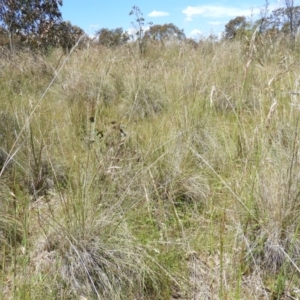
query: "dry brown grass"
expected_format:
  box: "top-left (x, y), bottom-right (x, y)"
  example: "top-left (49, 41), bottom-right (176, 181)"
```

top-left (1, 35), bottom-right (300, 299)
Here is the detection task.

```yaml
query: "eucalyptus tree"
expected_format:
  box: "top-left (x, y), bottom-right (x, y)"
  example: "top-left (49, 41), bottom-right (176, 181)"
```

top-left (144, 23), bottom-right (186, 41)
top-left (97, 27), bottom-right (129, 47)
top-left (0, 0), bottom-right (63, 51)
top-left (224, 16), bottom-right (248, 39)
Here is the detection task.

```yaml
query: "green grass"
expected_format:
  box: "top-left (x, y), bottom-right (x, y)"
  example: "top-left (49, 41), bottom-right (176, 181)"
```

top-left (1, 35), bottom-right (300, 299)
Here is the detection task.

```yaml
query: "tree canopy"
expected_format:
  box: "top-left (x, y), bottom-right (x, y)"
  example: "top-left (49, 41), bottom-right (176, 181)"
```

top-left (266, 6), bottom-right (300, 37)
top-left (55, 21), bottom-right (85, 52)
top-left (223, 3), bottom-right (300, 46)
top-left (0, 0), bottom-right (64, 50)
top-left (0, 0), bottom-right (63, 35)
top-left (0, 0), bottom-right (87, 51)
top-left (144, 23), bottom-right (186, 41)
top-left (97, 27), bottom-right (129, 47)
top-left (224, 16), bottom-right (247, 39)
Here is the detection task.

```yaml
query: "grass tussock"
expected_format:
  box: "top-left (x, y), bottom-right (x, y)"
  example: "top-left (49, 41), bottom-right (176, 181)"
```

top-left (2, 36), bottom-right (300, 299)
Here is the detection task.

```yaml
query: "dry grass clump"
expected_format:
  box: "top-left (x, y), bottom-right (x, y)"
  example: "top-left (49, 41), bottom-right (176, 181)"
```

top-left (121, 83), bottom-right (166, 119)
top-left (244, 145), bottom-right (300, 274)
top-left (0, 180), bottom-right (23, 269)
top-left (60, 233), bottom-right (161, 299)
top-left (152, 148), bottom-right (210, 208)
top-left (0, 111), bottom-right (20, 151)
top-left (28, 193), bottom-right (170, 300)
top-left (25, 158), bottom-right (67, 198)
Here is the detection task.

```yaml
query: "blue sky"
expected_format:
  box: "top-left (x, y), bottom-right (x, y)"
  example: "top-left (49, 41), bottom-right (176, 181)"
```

top-left (60, 0), bottom-right (281, 39)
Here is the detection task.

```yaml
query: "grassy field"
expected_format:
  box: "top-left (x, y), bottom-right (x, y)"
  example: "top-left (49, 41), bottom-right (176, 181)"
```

top-left (1, 34), bottom-right (300, 299)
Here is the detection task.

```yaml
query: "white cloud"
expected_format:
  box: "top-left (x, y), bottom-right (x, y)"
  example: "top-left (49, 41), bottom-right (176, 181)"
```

top-left (182, 5), bottom-right (260, 21)
top-left (148, 10), bottom-right (169, 17)
top-left (189, 29), bottom-right (202, 38)
top-left (87, 24), bottom-right (100, 38)
top-left (127, 26), bottom-right (150, 40)
top-left (89, 24), bottom-right (100, 29)
top-left (127, 27), bottom-right (137, 36)
top-left (209, 21), bottom-right (222, 26)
